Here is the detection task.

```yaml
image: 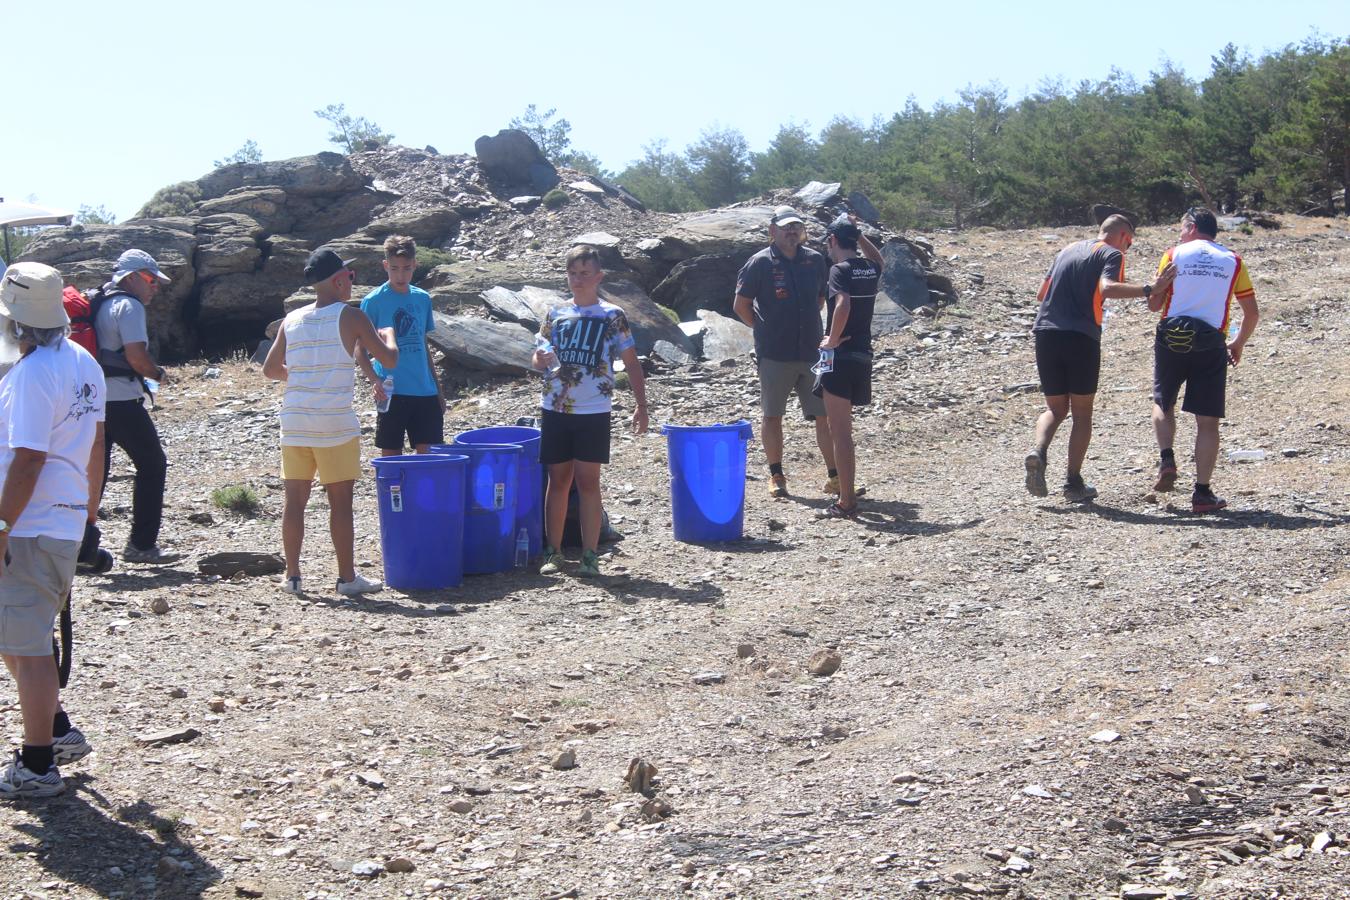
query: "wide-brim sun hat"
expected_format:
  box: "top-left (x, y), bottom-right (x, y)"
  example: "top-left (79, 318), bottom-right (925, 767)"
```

top-left (0, 262), bottom-right (70, 329)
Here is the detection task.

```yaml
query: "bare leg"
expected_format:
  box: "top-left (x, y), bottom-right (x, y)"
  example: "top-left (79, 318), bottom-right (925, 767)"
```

top-left (813, 415), bottom-right (836, 473)
top-left (412, 444), bottom-right (431, 454)
top-left (1152, 403), bottom-right (1177, 453)
top-left (1194, 415), bottom-right (1221, 485)
top-left (2, 654), bottom-right (59, 748)
top-left (325, 480), bottom-right (356, 583)
top-left (761, 416), bottom-right (784, 468)
top-left (379, 447), bottom-right (402, 457)
top-left (822, 391), bottom-right (855, 508)
top-left (573, 461), bottom-right (603, 552)
top-left (1034, 394), bottom-right (1070, 453)
top-left (545, 461), bottom-right (575, 552)
top-left (1065, 393), bottom-right (1096, 479)
top-left (282, 479), bottom-right (313, 580)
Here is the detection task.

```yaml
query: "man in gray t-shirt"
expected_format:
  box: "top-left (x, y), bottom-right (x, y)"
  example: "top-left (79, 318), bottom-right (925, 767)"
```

top-left (93, 249), bottom-right (177, 563)
top-left (1023, 215), bottom-right (1175, 501)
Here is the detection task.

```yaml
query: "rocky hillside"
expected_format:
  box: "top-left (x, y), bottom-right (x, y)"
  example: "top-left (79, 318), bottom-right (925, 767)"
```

top-left (20, 132), bottom-right (952, 371)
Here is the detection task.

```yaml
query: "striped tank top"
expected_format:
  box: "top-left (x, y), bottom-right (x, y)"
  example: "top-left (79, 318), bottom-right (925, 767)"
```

top-left (279, 302), bottom-right (359, 448)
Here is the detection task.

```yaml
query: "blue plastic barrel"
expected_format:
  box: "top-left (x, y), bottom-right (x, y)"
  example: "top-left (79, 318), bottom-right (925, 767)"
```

top-left (664, 421), bottom-right (753, 542)
top-left (432, 442), bottom-right (521, 574)
top-left (453, 426), bottom-right (543, 559)
top-left (371, 454), bottom-right (467, 590)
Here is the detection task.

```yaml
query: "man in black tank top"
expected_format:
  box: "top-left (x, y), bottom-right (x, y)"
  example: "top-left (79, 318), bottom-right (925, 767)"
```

top-left (813, 216), bottom-right (883, 517)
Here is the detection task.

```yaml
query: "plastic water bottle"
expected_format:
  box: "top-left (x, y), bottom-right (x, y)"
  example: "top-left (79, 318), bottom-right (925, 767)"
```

top-left (142, 377), bottom-right (159, 409)
top-left (514, 528), bottom-right (530, 567)
top-left (1226, 449), bottom-right (1266, 463)
top-left (376, 375), bottom-right (394, 414)
top-left (535, 335), bottom-right (558, 373)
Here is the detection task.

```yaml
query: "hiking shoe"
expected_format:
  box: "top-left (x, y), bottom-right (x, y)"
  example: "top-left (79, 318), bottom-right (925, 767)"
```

top-left (577, 550), bottom-right (601, 578)
top-left (281, 576), bottom-right (302, 595)
top-left (1062, 478), bottom-right (1098, 502)
top-left (52, 728), bottom-right (91, 767)
top-left (815, 502), bottom-right (858, 520)
top-left (1024, 450), bottom-right (1048, 497)
top-left (0, 752), bottom-right (64, 799)
top-left (768, 474), bottom-right (789, 498)
top-left (823, 476), bottom-right (868, 497)
top-left (122, 544), bottom-right (182, 565)
top-left (539, 547), bottom-right (563, 576)
top-left (1192, 491), bottom-right (1228, 514)
top-left (1154, 460), bottom-right (1179, 492)
top-left (335, 574), bottom-right (383, 596)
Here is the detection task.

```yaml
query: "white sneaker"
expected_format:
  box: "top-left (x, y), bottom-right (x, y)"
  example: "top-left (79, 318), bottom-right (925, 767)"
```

top-left (122, 544), bottom-right (183, 565)
top-left (281, 575), bottom-right (303, 595)
top-left (0, 752), bottom-right (64, 799)
top-left (336, 574), bottom-right (383, 596)
top-left (52, 727), bottom-right (92, 766)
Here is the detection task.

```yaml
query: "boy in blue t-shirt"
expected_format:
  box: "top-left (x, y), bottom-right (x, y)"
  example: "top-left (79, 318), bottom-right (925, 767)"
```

top-left (531, 245), bottom-right (648, 577)
top-left (356, 235), bottom-right (446, 454)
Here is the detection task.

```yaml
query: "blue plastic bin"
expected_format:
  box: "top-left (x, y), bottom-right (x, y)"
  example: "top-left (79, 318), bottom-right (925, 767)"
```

top-left (432, 442), bottom-right (521, 574)
top-left (453, 426), bottom-right (543, 559)
top-left (371, 454), bottom-right (467, 590)
top-left (664, 421), bottom-right (753, 542)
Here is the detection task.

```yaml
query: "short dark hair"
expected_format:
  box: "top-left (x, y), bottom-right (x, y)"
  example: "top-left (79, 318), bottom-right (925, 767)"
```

top-left (565, 244), bottom-right (602, 269)
top-left (384, 235), bottom-right (417, 258)
top-left (1184, 206), bottom-right (1218, 238)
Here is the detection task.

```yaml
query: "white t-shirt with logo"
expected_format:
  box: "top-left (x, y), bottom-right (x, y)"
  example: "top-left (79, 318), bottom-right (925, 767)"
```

top-left (0, 340), bottom-right (106, 541)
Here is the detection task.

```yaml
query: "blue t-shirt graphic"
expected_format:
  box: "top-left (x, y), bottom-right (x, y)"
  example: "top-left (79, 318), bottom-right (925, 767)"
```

top-left (360, 283), bottom-right (437, 397)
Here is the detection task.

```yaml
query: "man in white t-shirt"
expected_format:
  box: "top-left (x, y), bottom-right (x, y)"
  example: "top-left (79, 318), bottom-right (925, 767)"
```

top-left (0, 263), bottom-right (106, 798)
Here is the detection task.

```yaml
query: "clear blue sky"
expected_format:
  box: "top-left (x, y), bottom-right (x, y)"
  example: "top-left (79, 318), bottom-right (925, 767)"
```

top-left (5, 0), bottom-right (1346, 222)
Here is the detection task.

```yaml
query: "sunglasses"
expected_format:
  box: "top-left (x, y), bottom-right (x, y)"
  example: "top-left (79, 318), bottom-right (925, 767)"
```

top-left (138, 270), bottom-right (158, 285)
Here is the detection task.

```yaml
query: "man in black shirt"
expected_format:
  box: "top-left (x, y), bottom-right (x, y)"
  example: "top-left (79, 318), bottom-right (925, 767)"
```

top-left (814, 216), bottom-right (884, 517)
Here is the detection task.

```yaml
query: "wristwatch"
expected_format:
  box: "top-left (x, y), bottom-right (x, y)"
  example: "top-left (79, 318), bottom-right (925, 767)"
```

top-left (1142, 284), bottom-right (1153, 298)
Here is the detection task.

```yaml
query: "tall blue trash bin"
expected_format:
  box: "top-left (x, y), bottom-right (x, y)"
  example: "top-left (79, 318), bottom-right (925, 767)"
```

top-left (371, 454), bottom-right (467, 590)
top-left (432, 442), bottom-right (521, 574)
top-left (664, 421), bottom-right (753, 543)
top-left (453, 426), bottom-right (543, 559)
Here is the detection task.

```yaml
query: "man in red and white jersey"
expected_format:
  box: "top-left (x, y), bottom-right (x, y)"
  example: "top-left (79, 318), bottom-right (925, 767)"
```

top-left (1147, 207), bottom-right (1260, 514)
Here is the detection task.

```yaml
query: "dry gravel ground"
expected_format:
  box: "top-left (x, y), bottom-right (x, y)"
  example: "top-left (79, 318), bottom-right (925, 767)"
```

top-left (0, 219), bottom-right (1346, 900)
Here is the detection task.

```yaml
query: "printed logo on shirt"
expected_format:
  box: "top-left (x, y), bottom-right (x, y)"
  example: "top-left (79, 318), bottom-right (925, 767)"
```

top-left (63, 380), bottom-right (100, 424)
top-left (773, 265), bottom-right (789, 300)
top-left (393, 306), bottom-right (416, 338)
top-left (553, 315), bottom-right (608, 369)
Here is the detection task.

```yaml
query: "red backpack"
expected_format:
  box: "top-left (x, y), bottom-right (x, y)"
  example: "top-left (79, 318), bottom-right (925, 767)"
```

top-left (62, 285), bottom-right (121, 357)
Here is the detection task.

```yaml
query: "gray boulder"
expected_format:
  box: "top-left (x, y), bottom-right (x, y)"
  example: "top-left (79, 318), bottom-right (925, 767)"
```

top-left (658, 207), bottom-right (776, 258)
top-left (428, 313), bottom-right (535, 375)
top-left (598, 279), bottom-right (695, 357)
top-left (197, 188), bottom-right (293, 233)
top-left (651, 340), bottom-right (693, 366)
top-left (479, 285), bottom-right (568, 331)
top-left (650, 252), bottom-right (747, 321)
top-left (474, 129), bottom-right (560, 194)
top-left (194, 214), bottom-right (263, 279)
top-left (879, 238), bottom-right (931, 310)
top-left (847, 191), bottom-right (881, 225)
top-left (196, 153), bottom-right (364, 203)
top-left (20, 221), bottom-right (198, 358)
top-left (697, 310), bottom-right (754, 363)
top-left (363, 208), bottom-right (461, 245)
top-left (871, 291), bottom-right (914, 335)
top-left (794, 181), bottom-right (842, 207)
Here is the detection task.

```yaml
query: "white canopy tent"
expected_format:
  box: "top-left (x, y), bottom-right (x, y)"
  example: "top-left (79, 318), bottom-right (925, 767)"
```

top-left (0, 198), bottom-right (74, 266)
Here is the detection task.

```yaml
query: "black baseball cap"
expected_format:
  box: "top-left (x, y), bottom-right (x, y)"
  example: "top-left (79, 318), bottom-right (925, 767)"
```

top-left (303, 247), bottom-right (356, 285)
top-left (827, 215), bottom-right (862, 244)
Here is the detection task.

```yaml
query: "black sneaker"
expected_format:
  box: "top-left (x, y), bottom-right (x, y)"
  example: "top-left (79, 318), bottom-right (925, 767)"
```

top-left (1024, 451), bottom-right (1048, 497)
top-left (1063, 477), bottom-right (1098, 502)
top-left (1192, 490), bottom-right (1228, 514)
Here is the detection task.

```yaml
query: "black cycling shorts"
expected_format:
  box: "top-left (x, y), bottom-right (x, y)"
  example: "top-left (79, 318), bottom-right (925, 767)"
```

top-left (1153, 316), bottom-right (1228, 418)
top-left (540, 410), bottom-right (611, 465)
top-left (374, 395), bottom-right (444, 451)
top-left (1034, 329), bottom-right (1101, 396)
top-left (812, 360), bottom-right (873, 406)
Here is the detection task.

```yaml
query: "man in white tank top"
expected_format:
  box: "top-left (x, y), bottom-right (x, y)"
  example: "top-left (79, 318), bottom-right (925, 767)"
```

top-left (263, 248), bottom-right (399, 596)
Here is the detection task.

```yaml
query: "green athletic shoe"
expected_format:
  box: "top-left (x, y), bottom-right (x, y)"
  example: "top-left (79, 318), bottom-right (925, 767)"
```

top-left (577, 549), bottom-right (601, 578)
top-left (539, 547), bottom-right (563, 575)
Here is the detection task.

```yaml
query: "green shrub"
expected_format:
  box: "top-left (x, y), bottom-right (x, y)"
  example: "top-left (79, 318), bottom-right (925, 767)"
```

top-left (542, 189), bottom-right (570, 209)
top-left (136, 181), bottom-right (202, 219)
top-left (413, 247), bottom-right (457, 282)
top-left (211, 484), bottom-right (260, 516)
top-left (658, 305), bottom-right (680, 325)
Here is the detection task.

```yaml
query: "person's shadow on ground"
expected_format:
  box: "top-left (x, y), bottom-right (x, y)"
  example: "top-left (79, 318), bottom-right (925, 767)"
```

top-left (1043, 500), bottom-right (1348, 531)
top-left (9, 781), bottom-right (221, 897)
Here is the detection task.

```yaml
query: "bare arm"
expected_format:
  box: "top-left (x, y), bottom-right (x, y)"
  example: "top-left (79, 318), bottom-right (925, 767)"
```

top-left (121, 341), bottom-right (164, 380)
top-left (262, 329), bottom-right (289, 381)
top-left (821, 293), bottom-right (851, 350)
top-left (0, 448), bottom-right (47, 576)
top-left (341, 307), bottom-right (399, 369)
top-left (619, 346), bottom-right (648, 435)
top-left (858, 232), bottom-right (884, 269)
top-left (87, 421), bottom-right (105, 525)
top-left (1101, 262), bottom-right (1177, 300)
top-left (733, 294), bottom-right (756, 328)
top-left (1228, 295), bottom-right (1259, 365)
top-left (426, 335), bottom-right (446, 412)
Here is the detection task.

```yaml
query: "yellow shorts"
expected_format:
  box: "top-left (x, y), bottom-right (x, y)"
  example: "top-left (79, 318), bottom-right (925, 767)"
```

top-left (281, 438), bottom-right (362, 485)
